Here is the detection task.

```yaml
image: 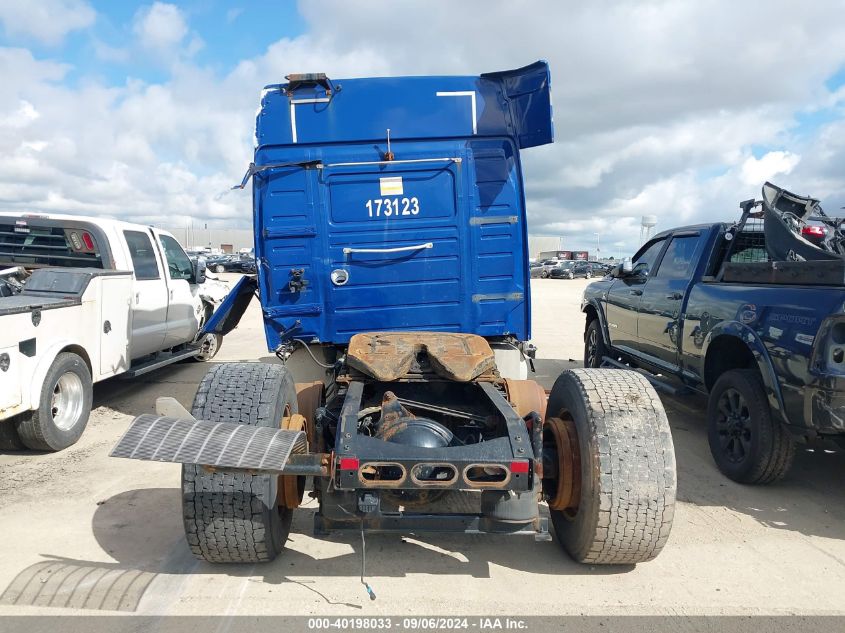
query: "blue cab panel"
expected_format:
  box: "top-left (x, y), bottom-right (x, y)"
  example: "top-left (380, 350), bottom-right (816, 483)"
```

top-left (251, 61), bottom-right (554, 350)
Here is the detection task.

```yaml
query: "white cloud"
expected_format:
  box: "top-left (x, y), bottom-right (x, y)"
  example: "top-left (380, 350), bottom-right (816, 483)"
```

top-left (0, 0), bottom-right (94, 45)
top-left (133, 2), bottom-right (189, 52)
top-left (289, 0), bottom-right (845, 254)
top-left (740, 151), bottom-right (801, 186)
top-left (0, 100), bottom-right (40, 128)
top-left (1, 0), bottom-right (845, 257)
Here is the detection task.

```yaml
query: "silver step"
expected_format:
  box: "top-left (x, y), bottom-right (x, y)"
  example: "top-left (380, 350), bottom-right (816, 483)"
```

top-left (121, 347), bottom-right (201, 378)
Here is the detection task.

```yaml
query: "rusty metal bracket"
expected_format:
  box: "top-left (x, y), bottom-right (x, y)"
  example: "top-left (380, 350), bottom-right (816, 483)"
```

top-left (279, 414), bottom-right (308, 508)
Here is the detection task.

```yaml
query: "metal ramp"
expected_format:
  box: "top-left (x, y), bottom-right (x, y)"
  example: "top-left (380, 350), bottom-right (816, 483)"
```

top-left (110, 414), bottom-right (307, 472)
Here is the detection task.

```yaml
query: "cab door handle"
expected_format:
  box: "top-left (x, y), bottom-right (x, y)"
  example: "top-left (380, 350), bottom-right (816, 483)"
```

top-left (630, 289), bottom-right (643, 296)
top-left (666, 292), bottom-right (683, 300)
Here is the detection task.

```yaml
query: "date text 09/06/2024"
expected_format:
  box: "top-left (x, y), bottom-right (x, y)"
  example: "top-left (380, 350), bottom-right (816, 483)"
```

top-left (307, 617), bottom-right (529, 630)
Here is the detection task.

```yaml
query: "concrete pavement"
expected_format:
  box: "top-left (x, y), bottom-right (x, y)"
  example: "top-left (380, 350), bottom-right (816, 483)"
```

top-left (1, 277), bottom-right (843, 615)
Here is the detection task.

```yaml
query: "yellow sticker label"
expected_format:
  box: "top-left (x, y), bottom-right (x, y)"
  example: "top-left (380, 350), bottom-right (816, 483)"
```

top-left (379, 176), bottom-right (403, 196)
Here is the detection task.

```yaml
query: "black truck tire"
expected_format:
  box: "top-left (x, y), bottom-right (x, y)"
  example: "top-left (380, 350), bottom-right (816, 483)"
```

top-left (0, 419), bottom-right (24, 450)
top-left (15, 352), bottom-right (92, 451)
top-left (707, 369), bottom-right (795, 484)
top-left (583, 319), bottom-right (607, 368)
top-left (182, 362), bottom-right (298, 563)
top-left (547, 369), bottom-right (676, 564)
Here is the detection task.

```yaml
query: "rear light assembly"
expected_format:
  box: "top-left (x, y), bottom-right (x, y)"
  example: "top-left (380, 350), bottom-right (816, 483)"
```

top-left (339, 457), bottom-right (359, 471)
top-left (66, 230), bottom-right (96, 253)
top-left (509, 460), bottom-right (530, 474)
top-left (801, 225), bottom-right (826, 239)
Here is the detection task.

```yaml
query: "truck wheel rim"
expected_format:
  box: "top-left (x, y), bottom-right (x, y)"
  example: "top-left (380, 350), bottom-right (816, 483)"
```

top-left (543, 416), bottom-right (581, 515)
top-left (586, 329), bottom-right (598, 367)
top-left (51, 372), bottom-right (85, 431)
top-left (715, 388), bottom-right (752, 463)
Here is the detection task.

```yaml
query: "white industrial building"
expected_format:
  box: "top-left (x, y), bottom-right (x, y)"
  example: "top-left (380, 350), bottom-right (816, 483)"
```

top-left (162, 226), bottom-right (255, 253)
top-left (527, 236), bottom-right (562, 260)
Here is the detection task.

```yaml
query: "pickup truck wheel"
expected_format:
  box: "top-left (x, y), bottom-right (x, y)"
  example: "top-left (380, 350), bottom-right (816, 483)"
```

top-left (15, 352), bottom-right (92, 451)
top-left (182, 362), bottom-right (298, 563)
top-left (546, 369), bottom-right (676, 564)
top-left (194, 333), bottom-right (222, 361)
top-left (707, 369), bottom-right (795, 484)
top-left (583, 319), bottom-right (607, 368)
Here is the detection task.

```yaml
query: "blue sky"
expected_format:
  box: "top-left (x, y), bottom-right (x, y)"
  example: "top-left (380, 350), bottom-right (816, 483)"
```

top-left (1, 1), bottom-right (845, 256)
top-left (2, 1), bottom-right (307, 85)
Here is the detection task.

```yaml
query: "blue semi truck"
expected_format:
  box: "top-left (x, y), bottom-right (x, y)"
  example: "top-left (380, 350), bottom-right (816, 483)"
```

top-left (112, 63), bottom-right (677, 571)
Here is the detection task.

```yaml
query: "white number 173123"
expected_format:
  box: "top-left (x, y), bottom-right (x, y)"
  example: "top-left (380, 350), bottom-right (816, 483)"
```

top-left (365, 197), bottom-right (420, 218)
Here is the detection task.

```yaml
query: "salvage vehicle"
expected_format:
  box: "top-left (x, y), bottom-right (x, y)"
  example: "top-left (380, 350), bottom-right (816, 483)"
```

top-left (202, 253), bottom-right (230, 273)
top-left (553, 261), bottom-right (608, 280)
top-left (202, 252), bottom-right (257, 274)
top-left (580, 262), bottom-right (612, 277)
top-left (0, 213), bottom-right (228, 451)
top-left (582, 182), bottom-right (845, 484)
top-left (219, 253), bottom-right (257, 273)
top-left (528, 261), bottom-right (545, 278)
top-left (111, 63), bottom-right (676, 580)
top-left (548, 260), bottom-right (576, 279)
top-left (532, 259), bottom-right (560, 278)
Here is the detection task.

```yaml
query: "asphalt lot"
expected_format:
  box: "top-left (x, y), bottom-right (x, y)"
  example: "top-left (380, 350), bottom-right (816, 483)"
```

top-left (1, 276), bottom-right (844, 615)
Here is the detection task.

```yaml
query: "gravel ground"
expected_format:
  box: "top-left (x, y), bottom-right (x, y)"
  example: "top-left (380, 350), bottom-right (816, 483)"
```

top-left (0, 276), bottom-right (843, 616)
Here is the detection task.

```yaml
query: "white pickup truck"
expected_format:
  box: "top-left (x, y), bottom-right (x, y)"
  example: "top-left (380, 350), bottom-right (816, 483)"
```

top-left (0, 212), bottom-right (230, 451)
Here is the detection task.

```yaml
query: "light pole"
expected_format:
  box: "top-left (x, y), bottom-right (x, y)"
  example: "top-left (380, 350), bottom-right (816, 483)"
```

top-left (594, 232), bottom-right (600, 260)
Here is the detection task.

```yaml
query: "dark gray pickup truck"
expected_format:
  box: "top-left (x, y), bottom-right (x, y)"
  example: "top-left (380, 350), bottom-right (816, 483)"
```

top-left (581, 183), bottom-right (845, 484)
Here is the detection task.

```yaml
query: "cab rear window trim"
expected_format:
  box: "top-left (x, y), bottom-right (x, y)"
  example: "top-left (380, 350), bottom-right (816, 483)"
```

top-left (123, 230), bottom-right (161, 281)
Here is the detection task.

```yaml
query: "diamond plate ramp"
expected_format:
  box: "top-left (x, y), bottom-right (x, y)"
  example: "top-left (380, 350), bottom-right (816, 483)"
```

top-left (110, 414), bottom-right (306, 471)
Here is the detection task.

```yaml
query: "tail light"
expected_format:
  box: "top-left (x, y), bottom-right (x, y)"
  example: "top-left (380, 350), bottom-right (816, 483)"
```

top-left (801, 225), bottom-right (826, 239)
top-left (510, 460), bottom-right (530, 474)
